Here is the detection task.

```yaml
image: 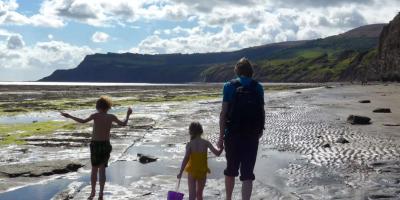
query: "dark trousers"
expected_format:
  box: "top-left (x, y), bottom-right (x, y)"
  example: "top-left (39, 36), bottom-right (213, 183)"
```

top-left (224, 134), bottom-right (259, 181)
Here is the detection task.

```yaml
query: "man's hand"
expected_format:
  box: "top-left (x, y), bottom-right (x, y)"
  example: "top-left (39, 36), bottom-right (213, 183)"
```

top-left (60, 112), bottom-right (71, 118)
top-left (127, 107), bottom-right (132, 115)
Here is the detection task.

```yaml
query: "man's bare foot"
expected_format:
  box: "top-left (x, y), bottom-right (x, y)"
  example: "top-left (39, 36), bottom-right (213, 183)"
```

top-left (98, 195), bottom-right (103, 200)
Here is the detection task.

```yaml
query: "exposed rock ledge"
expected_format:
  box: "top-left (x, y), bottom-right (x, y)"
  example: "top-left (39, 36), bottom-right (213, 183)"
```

top-left (0, 160), bottom-right (84, 178)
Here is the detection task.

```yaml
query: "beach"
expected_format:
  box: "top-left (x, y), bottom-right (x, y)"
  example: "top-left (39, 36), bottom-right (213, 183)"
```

top-left (0, 83), bottom-right (399, 199)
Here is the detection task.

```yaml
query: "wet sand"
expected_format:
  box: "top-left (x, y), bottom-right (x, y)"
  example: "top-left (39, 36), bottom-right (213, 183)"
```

top-left (0, 83), bottom-right (399, 199)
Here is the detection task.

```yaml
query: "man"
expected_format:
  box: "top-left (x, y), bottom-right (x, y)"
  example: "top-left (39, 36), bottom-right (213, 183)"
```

top-left (218, 57), bottom-right (265, 200)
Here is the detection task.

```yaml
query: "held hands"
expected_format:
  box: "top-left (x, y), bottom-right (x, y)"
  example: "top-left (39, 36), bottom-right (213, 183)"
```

top-left (127, 107), bottom-right (133, 115)
top-left (217, 136), bottom-right (224, 149)
top-left (217, 146), bottom-right (224, 156)
top-left (60, 112), bottom-right (71, 118)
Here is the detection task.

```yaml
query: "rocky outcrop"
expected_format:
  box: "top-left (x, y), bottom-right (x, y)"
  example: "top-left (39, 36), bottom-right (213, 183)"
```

top-left (378, 13), bottom-right (400, 81)
top-left (347, 115), bottom-right (371, 125)
top-left (373, 108), bottom-right (391, 113)
top-left (359, 100), bottom-right (371, 103)
top-left (137, 154), bottom-right (158, 164)
top-left (0, 160), bottom-right (84, 178)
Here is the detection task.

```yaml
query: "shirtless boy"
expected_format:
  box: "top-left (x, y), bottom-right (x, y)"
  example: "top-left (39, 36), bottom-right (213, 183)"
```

top-left (61, 96), bottom-right (132, 200)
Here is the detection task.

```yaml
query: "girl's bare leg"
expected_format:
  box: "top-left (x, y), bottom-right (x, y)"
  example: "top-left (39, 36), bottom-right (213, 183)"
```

top-left (196, 178), bottom-right (206, 200)
top-left (188, 175), bottom-right (197, 200)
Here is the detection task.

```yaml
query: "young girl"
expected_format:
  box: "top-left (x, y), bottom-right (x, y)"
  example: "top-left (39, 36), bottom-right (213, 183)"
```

top-left (177, 122), bottom-right (223, 200)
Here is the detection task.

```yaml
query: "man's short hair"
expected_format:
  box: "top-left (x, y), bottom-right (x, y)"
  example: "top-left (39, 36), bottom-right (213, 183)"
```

top-left (235, 57), bottom-right (254, 77)
top-left (96, 96), bottom-right (112, 110)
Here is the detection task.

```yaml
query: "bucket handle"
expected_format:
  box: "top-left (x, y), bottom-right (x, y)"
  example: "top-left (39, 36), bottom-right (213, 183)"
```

top-left (175, 178), bottom-right (181, 192)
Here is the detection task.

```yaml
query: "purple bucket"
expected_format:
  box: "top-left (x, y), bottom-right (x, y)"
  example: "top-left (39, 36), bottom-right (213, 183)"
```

top-left (167, 191), bottom-right (184, 200)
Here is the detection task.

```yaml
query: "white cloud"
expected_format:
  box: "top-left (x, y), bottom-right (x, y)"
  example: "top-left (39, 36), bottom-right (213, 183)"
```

top-left (48, 34), bottom-right (54, 40)
top-left (0, 34), bottom-right (94, 81)
top-left (0, 0), bottom-right (64, 27)
top-left (91, 31), bottom-right (109, 43)
top-left (129, 0), bottom-right (400, 54)
top-left (32, 0), bottom-right (190, 27)
top-left (6, 34), bottom-right (24, 49)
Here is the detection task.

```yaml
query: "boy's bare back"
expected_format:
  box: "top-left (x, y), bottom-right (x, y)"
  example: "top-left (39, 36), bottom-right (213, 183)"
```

top-left (91, 113), bottom-right (118, 141)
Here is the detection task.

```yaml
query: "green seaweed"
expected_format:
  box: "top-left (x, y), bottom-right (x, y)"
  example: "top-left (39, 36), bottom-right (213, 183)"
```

top-left (0, 121), bottom-right (78, 145)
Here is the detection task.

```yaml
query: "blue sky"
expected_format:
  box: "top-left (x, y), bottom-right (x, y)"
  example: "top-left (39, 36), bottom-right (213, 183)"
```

top-left (0, 0), bottom-right (399, 81)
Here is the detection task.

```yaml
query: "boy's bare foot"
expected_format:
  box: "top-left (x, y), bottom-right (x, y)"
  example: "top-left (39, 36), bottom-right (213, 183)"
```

top-left (88, 191), bottom-right (95, 199)
top-left (98, 194), bottom-right (103, 200)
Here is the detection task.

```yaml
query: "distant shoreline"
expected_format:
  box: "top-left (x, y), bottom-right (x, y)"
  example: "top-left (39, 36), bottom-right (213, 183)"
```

top-left (0, 81), bottom-right (327, 87)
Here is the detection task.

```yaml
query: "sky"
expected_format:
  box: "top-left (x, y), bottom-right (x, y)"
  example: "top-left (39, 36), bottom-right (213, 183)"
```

top-left (0, 0), bottom-right (399, 81)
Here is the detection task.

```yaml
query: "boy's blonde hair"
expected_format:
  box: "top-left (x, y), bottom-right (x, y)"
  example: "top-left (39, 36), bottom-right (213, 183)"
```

top-left (96, 96), bottom-right (112, 111)
top-left (189, 122), bottom-right (203, 140)
top-left (234, 57), bottom-right (254, 77)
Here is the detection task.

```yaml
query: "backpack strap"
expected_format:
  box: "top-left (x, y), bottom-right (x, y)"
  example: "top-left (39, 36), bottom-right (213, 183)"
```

top-left (248, 80), bottom-right (258, 90)
top-left (229, 79), bottom-right (242, 89)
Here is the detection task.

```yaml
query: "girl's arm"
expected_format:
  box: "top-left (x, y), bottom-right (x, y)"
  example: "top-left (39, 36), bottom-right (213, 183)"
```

top-left (177, 143), bottom-right (191, 179)
top-left (61, 112), bottom-right (93, 123)
top-left (208, 141), bottom-right (223, 156)
top-left (112, 107), bottom-right (132, 126)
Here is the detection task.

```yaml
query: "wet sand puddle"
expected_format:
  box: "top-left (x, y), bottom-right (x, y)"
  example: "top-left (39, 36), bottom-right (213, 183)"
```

top-left (1, 86), bottom-right (400, 199)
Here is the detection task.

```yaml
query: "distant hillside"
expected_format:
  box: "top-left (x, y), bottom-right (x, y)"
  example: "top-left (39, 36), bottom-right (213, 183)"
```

top-left (41, 24), bottom-right (386, 83)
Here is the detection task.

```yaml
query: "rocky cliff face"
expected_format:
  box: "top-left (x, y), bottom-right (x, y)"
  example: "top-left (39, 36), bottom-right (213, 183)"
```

top-left (378, 13), bottom-right (400, 81)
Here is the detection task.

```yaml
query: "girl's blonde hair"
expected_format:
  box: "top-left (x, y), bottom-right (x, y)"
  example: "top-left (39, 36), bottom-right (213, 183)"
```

top-left (189, 122), bottom-right (203, 140)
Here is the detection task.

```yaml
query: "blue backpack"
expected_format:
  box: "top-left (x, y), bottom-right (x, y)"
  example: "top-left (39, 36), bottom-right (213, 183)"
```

top-left (226, 79), bottom-right (265, 135)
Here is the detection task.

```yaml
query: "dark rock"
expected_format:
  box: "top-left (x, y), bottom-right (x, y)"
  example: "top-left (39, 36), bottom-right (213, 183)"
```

top-left (325, 86), bottom-right (333, 89)
top-left (137, 154), bottom-right (158, 164)
top-left (0, 160), bottom-right (84, 178)
top-left (336, 137), bottom-right (350, 144)
top-left (383, 123), bottom-right (400, 126)
top-left (347, 115), bottom-right (371, 125)
top-left (368, 194), bottom-right (397, 199)
top-left (322, 143), bottom-right (331, 148)
top-left (373, 108), bottom-right (391, 113)
top-left (296, 91), bottom-right (302, 94)
top-left (359, 100), bottom-right (371, 103)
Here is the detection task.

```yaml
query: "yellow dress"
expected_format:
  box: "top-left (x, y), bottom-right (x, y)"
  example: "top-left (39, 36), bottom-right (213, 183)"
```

top-left (185, 152), bottom-right (210, 180)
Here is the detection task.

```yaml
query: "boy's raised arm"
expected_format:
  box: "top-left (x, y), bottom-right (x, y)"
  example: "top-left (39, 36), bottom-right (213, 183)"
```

top-left (61, 112), bottom-right (94, 123)
top-left (112, 107), bottom-right (132, 126)
top-left (208, 141), bottom-right (223, 156)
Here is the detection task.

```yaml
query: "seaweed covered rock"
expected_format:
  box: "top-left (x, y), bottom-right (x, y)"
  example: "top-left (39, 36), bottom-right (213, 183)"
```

top-left (347, 115), bottom-right (371, 125)
top-left (137, 154), bottom-right (158, 164)
top-left (373, 108), bottom-right (391, 113)
top-left (359, 100), bottom-right (371, 103)
top-left (336, 137), bottom-right (350, 144)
